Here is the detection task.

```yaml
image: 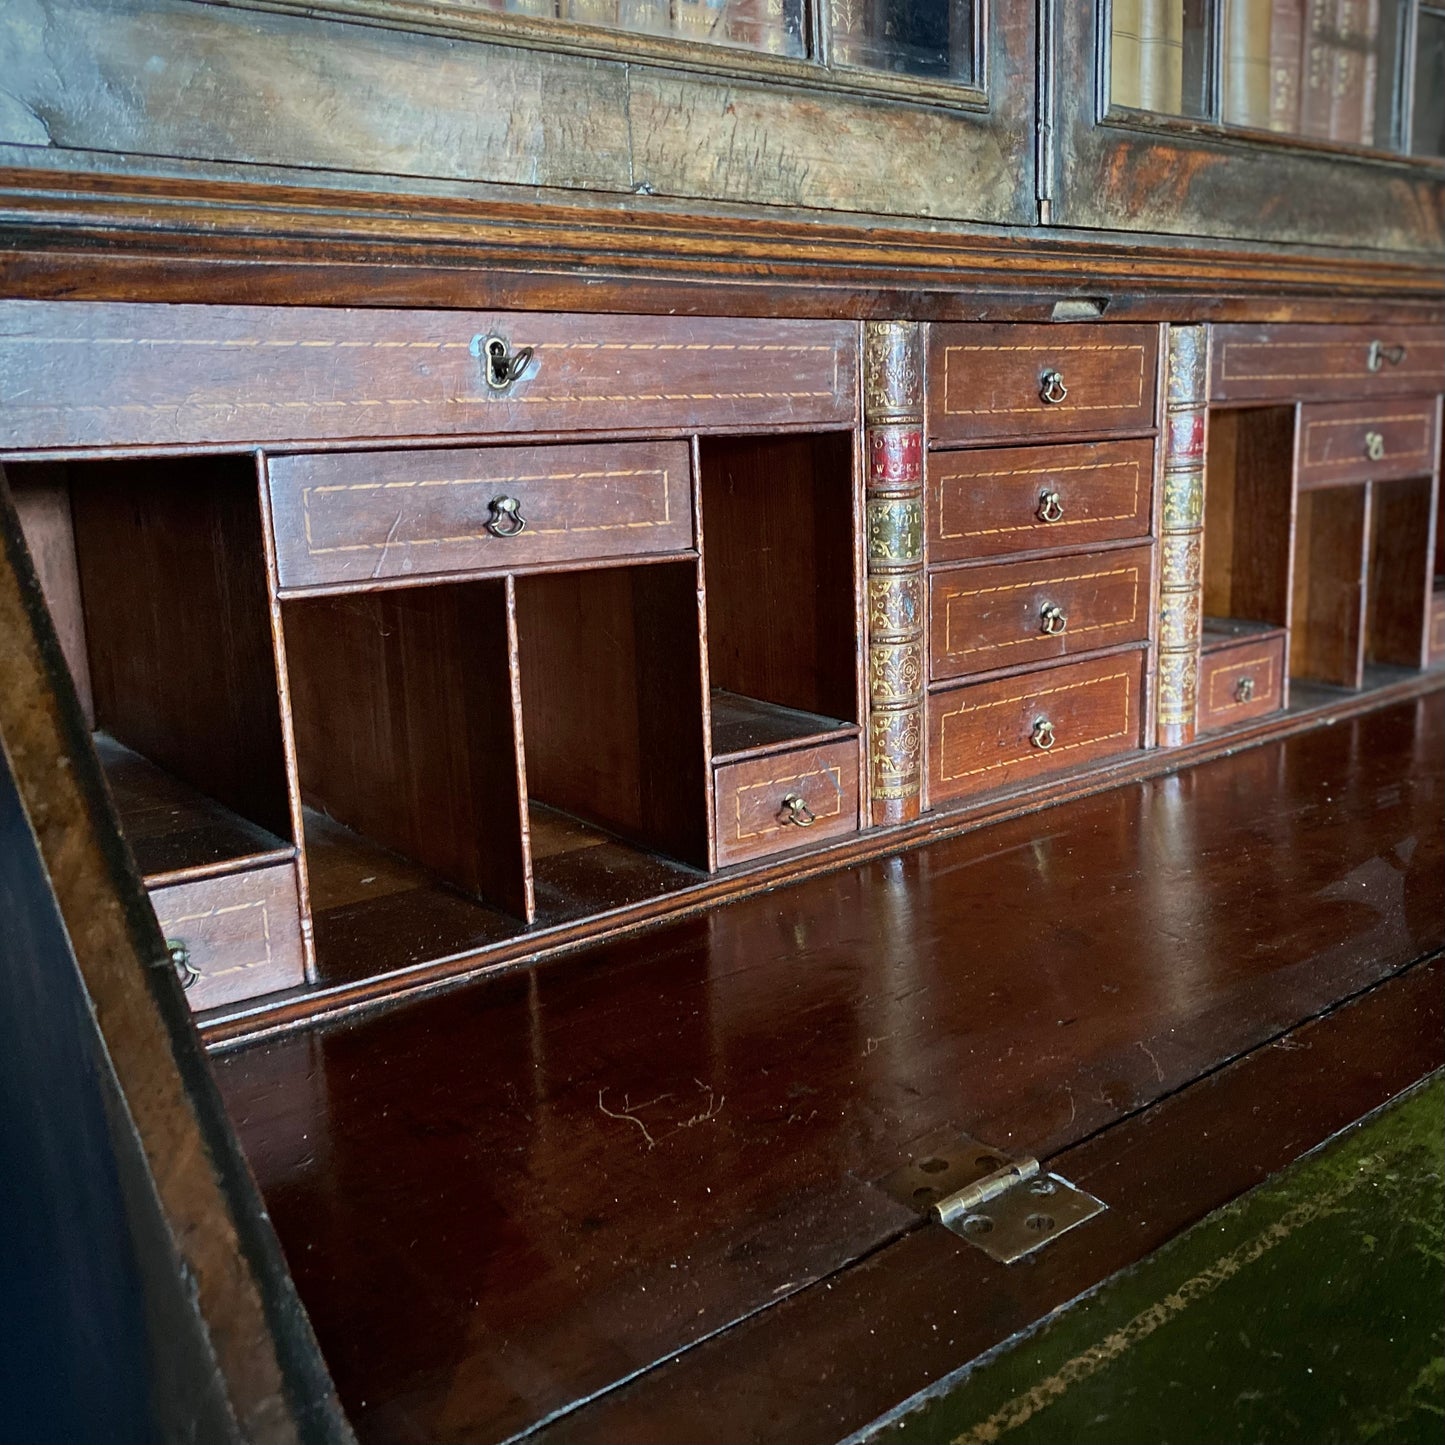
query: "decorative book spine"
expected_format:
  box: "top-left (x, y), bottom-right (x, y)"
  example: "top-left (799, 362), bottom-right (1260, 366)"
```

top-left (1157, 323), bottom-right (1209, 749)
top-left (1268, 0), bottom-right (1304, 131)
top-left (863, 321), bottom-right (925, 827)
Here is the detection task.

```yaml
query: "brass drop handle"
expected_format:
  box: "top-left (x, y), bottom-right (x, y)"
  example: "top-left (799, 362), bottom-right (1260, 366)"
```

top-left (1030, 718), bottom-right (1056, 751)
top-left (1366, 340), bottom-right (1406, 372)
top-left (167, 939), bottom-right (199, 991)
top-left (1364, 431), bottom-right (1386, 462)
top-left (777, 792), bottom-right (817, 827)
top-left (1235, 676), bottom-right (1255, 703)
top-left (473, 333), bottom-right (534, 391)
top-left (485, 495), bottom-right (527, 537)
top-left (1040, 603), bottom-right (1068, 636)
top-left (1039, 370), bottom-right (1068, 405)
top-left (1037, 490), bottom-right (1065, 523)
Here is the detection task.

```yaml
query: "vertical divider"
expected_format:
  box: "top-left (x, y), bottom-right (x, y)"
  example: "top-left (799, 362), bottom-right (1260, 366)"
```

top-left (254, 452), bottom-right (316, 978)
top-left (692, 435), bottom-right (719, 873)
top-left (503, 573), bottom-right (537, 924)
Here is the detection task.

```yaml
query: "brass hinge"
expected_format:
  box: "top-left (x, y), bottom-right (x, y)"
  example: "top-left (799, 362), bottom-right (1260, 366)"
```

top-left (877, 1132), bottom-right (1105, 1264)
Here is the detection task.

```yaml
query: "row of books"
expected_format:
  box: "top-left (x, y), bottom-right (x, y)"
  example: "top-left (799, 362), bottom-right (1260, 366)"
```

top-left (493, 0), bottom-right (805, 57)
top-left (1223, 0), bottom-right (1389, 145)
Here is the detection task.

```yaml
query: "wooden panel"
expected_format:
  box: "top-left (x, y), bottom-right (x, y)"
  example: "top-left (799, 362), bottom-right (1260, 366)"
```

top-left (281, 580), bottom-right (532, 919)
top-left (1212, 325), bottom-right (1445, 403)
top-left (1291, 486), bottom-right (1370, 689)
top-left (927, 651), bottom-right (1144, 805)
top-left (67, 458), bottom-right (293, 842)
top-left (1367, 476), bottom-right (1435, 670)
top-left (1296, 399), bottom-right (1440, 489)
top-left (269, 441), bottom-right (694, 591)
top-left (7, 464), bottom-right (94, 724)
top-left (928, 324), bottom-right (1159, 445)
top-left (1202, 407), bottom-right (1295, 627)
top-left (927, 438), bottom-right (1155, 563)
top-left (1197, 634), bottom-right (1286, 732)
top-left (0, 301), bottom-right (859, 451)
top-left (713, 739), bottom-right (860, 867)
top-left (1430, 589), bottom-right (1445, 665)
top-left (150, 863), bottom-right (306, 1012)
top-left (516, 563), bottom-right (709, 869)
top-left (929, 544), bottom-right (1152, 682)
top-left (699, 433), bottom-right (859, 726)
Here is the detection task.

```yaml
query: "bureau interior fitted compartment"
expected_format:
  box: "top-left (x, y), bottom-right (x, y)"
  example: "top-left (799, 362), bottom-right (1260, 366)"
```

top-left (8, 456), bottom-right (307, 1007)
top-left (1366, 476), bottom-right (1437, 671)
top-left (698, 434), bottom-right (863, 862)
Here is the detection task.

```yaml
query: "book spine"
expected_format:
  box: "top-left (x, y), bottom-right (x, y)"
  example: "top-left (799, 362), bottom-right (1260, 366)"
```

top-left (1269, 0), bottom-right (1303, 131)
top-left (1158, 324), bottom-right (1209, 750)
top-left (1226, 0), bottom-right (1274, 129)
top-left (1329, 0), bottom-right (1370, 143)
top-left (1299, 0), bottom-right (1336, 139)
top-left (863, 321), bottom-right (925, 826)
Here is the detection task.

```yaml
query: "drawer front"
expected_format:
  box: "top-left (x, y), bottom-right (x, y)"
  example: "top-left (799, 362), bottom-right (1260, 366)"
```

top-left (0, 301), bottom-right (858, 451)
top-left (1430, 591), bottom-right (1445, 666)
top-left (269, 441), bottom-right (693, 589)
top-left (928, 438), bottom-right (1155, 563)
top-left (1197, 635), bottom-right (1286, 732)
top-left (714, 740), bottom-right (859, 867)
top-left (928, 324), bottom-right (1159, 445)
top-left (1296, 400), bottom-right (1440, 490)
top-left (928, 652), bottom-right (1144, 806)
top-left (1212, 324), bottom-right (1445, 403)
top-left (150, 863), bottom-right (306, 1012)
top-left (930, 546), bottom-right (1153, 682)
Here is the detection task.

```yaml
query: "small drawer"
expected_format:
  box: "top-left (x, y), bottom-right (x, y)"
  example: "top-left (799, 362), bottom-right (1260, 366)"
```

top-left (150, 862), bottom-right (306, 1012)
top-left (0, 301), bottom-right (858, 451)
top-left (1430, 589), bottom-right (1445, 666)
top-left (268, 441), bottom-right (693, 589)
top-left (1296, 400), bottom-right (1440, 490)
top-left (928, 652), bottom-right (1144, 806)
top-left (1212, 324), bottom-right (1445, 403)
top-left (928, 324), bottom-right (1159, 446)
top-left (930, 544), bottom-right (1153, 682)
top-left (714, 739), bottom-right (859, 867)
top-left (928, 438), bottom-right (1155, 563)
top-left (1197, 632), bottom-right (1286, 732)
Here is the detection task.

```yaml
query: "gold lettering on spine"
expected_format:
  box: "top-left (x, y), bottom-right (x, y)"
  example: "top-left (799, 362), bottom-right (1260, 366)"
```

top-left (1158, 324), bottom-right (1209, 747)
top-left (864, 321), bottom-right (925, 824)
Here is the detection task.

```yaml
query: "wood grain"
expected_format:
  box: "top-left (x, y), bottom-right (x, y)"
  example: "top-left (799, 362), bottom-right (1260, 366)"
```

top-left (1366, 475), bottom-right (1435, 669)
top-left (1296, 397), bottom-right (1441, 489)
top-left (713, 738), bottom-right (860, 866)
top-left (927, 438), bottom-right (1156, 563)
top-left (1197, 631), bottom-right (1287, 732)
top-left (928, 544), bottom-right (1153, 681)
top-left (1212, 323), bottom-right (1445, 402)
top-left (1291, 485), bottom-right (1371, 688)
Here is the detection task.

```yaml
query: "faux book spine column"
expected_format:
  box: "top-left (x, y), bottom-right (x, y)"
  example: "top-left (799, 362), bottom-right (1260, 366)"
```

top-left (1157, 322), bottom-right (1209, 747)
top-left (864, 321), bottom-right (925, 825)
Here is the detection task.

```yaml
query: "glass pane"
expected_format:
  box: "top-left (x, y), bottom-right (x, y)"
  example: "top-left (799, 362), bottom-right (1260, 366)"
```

top-left (1222, 0), bottom-right (1409, 148)
top-left (501, 0), bottom-right (808, 58)
top-left (1110, 1), bottom-right (1211, 118)
top-left (1414, 7), bottom-right (1445, 156)
top-left (828, 0), bottom-right (977, 84)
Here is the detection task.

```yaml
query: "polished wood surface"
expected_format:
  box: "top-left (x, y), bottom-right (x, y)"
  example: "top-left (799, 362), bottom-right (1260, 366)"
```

top-left (926, 438), bottom-right (1155, 563)
top-left (928, 323), bottom-right (1161, 446)
top-left (927, 649), bottom-right (1145, 805)
top-left (268, 441), bottom-right (695, 591)
top-left (0, 302), bottom-right (858, 452)
top-left (712, 738), bottom-right (861, 867)
top-left (928, 544), bottom-right (1153, 680)
top-left (211, 692), bottom-right (1445, 1444)
top-left (1295, 397), bottom-right (1441, 489)
top-left (1211, 323), bottom-right (1445, 403)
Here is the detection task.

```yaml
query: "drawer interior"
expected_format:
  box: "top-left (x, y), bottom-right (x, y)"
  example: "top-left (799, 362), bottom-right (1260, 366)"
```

top-left (9, 457), bottom-right (296, 884)
top-left (699, 432), bottom-right (860, 761)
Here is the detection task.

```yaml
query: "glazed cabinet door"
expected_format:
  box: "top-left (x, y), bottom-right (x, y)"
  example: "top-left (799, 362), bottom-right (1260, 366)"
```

top-left (1048, 0), bottom-right (1445, 254)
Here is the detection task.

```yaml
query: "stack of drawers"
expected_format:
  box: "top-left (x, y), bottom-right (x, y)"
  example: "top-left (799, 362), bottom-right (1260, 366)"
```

top-left (922, 324), bottom-right (1160, 807)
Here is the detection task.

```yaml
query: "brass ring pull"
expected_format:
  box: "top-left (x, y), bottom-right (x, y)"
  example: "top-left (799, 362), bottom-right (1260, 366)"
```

top-left (473, 334), bottom-right (534, 391)
top-left (485, 495), bottom-right (527, 537)
top-left (1040, 603), bottom-right (1068, 636)
top-left (1366, 341), bottom-right (1406, 372)
top-left (778, 793), bottom-right (817, 827)
top-left (1235, 676), bottom-right (1255, 703)
top-left (1363, 431), bottom-right (1386, 462)
top-left (1030, 718), bottom-right (1056, 751)
top-left (1037, 490), bottom-right (1065, 523)
top-left (1039, 370), bottom-right (1068, 405)
top-left (167, 939), bottom-right (199, 991)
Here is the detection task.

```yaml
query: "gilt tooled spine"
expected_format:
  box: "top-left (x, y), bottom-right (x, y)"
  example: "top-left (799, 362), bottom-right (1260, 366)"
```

top-left (863, 321), bottom-right (925, 826)
top-left (1157, 324), bottom-right (1208, 748)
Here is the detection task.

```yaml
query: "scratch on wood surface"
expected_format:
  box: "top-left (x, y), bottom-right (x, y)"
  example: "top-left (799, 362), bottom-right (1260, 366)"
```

top-left (1137, 1040), bottom-right (1165, 1082)
top-left (598, 1081), bottom-right (725, 1150)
